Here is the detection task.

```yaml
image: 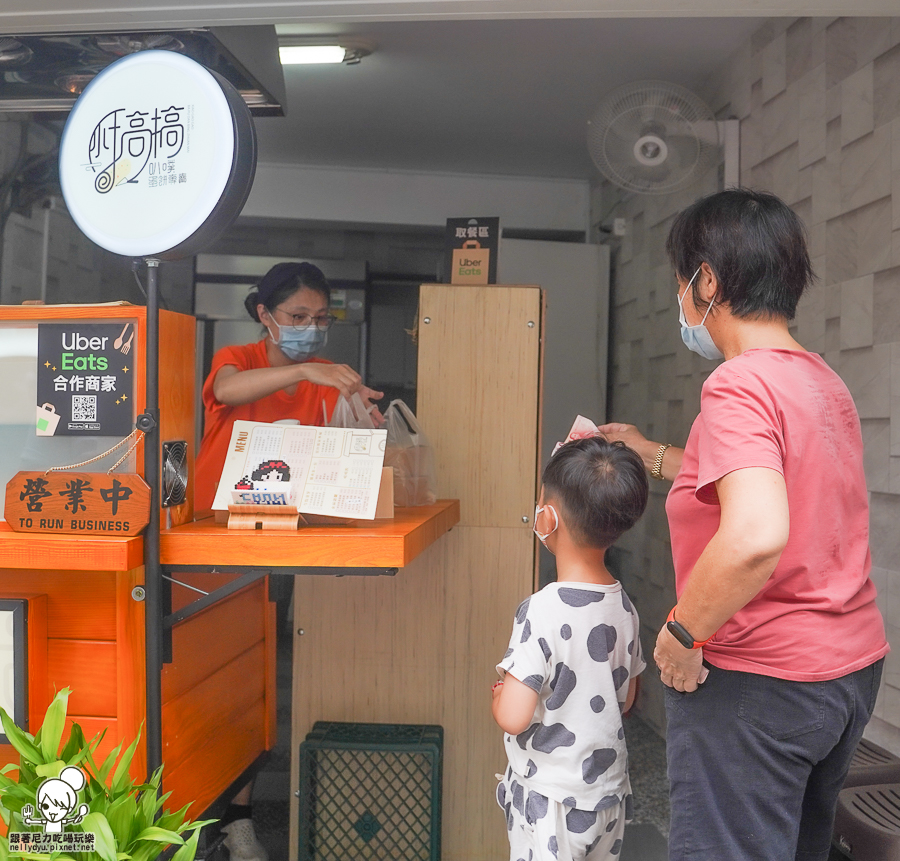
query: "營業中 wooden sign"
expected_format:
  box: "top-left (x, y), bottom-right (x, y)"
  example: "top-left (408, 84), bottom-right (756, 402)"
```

top-left (5, 471), bottom-right (150, 536)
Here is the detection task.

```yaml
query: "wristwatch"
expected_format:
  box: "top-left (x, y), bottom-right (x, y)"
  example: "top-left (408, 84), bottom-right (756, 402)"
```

top-left (666, 606), bottom-right (710, 650)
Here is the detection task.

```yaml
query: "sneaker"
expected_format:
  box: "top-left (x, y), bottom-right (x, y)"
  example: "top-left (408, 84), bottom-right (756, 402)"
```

top-left (221, 819), bottom-right (268, 861)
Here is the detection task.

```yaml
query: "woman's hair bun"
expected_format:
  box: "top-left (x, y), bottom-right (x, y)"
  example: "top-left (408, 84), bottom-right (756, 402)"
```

top-left (244, 289), bottom-right (262, 322)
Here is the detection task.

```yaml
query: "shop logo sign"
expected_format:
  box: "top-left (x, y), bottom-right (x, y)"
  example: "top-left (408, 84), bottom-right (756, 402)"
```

top-left (88, 105), bottom-right (187, 194)
top-left (59, 50), bottom-right (240, 258)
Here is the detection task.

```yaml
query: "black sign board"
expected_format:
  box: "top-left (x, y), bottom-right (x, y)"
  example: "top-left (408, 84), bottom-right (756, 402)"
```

top-left (444, 217), bottom-right (499, 284)
top-left (36, 322), bottom-right (135, 437)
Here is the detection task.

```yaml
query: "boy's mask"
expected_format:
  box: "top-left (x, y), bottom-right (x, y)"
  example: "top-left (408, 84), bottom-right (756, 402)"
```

top-left (533, 504), bottom-right (558, 544)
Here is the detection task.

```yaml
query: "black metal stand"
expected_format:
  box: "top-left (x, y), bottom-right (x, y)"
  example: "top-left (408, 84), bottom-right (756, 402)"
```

top-left (142, 258), bottom-right (162, 779)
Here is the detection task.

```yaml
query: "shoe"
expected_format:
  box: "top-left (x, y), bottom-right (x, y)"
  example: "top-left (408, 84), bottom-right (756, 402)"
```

top-left (221, 819), bottom-right (269, 861)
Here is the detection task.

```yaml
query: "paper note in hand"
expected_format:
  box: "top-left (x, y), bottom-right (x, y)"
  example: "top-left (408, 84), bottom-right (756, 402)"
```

top-left (552, 415), bottom-right (600, 456)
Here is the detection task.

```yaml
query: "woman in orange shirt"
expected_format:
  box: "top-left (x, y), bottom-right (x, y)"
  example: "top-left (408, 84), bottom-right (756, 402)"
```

top-left (194, 261), bottom-right (382, 512)
top-left (195, 261), bottom-right (381, 861)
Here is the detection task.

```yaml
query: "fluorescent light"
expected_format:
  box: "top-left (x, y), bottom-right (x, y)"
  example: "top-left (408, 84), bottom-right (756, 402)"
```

top-left (279, 45), bottom-right (346, 65)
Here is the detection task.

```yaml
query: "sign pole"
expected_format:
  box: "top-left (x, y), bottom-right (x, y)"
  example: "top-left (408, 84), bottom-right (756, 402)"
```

top-left (141, 258), bottom-right (162, 779)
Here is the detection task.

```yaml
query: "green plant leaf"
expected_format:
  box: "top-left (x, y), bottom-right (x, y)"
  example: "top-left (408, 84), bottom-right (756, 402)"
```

top-left (38, 690), bottom-right (69, 762)
top-left (34, 761), bottom-right (65, 779)
top-left (81, 812), bottom-right (118, 861)
top-left (181, 819), bottom-right (216, 832)
top-left (127, 842), bottom-right (162, 861)
top-left (132, 826), bottom-right (184, 846)
top-left (110, 729), bottom-right (141, 797)
top-left (95, 741), bottom-right (123, 786)
top-left (155, 803), bottom-right (191, 832)
top-left (105, 792), bottom-right (139, 848)
top-left (58, 722), bottom-right (87, 766)
top-left (0, 708), bottom-right (42, 765)
top-left (170, 827), bottom-right (200, 861)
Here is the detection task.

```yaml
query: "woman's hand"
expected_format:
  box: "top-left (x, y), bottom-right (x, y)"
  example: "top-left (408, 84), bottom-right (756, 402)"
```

top-left (597, 422), bottom-right (650, 452)
top-left (597, 422), bottom-right (684, 480)
top-left (300, 363), bottom-right (365, 399)
top-left (300, 366), bottom-right (384, 423)
top-left (358, 386), bottom-right (386, 426)
top-left (654, 624), bottom-right (709, 693)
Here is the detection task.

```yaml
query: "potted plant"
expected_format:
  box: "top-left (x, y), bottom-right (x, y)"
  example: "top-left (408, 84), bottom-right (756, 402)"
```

top-left (0, 688), bottom-right (212, 860)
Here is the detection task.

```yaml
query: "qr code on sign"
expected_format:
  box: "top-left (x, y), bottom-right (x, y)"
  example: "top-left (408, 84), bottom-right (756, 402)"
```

top-left (72, 395), bottom-right (97, 421)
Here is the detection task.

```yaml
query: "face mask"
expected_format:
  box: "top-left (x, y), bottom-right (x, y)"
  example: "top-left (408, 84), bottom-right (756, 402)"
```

top-left (533, 504), bottom-right (558, 545)
top-left (678, 267), bottom-right (724, 361)
top-left (269, 319), bottom-right (328, 361)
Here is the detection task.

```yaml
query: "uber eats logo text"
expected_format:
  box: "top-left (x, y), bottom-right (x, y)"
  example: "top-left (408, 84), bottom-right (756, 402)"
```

top-left (60, 332), bottom-right (109, 370)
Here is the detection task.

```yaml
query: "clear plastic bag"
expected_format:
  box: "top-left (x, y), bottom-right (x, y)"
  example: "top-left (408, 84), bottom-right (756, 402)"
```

top-left (327, 391), bottom-right (378, 430)
top-left (383, 399), bottom-right (437, 507)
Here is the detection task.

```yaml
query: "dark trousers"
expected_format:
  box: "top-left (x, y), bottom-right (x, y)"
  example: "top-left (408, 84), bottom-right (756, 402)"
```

top-left (664, 659), bottom-right (883, 861)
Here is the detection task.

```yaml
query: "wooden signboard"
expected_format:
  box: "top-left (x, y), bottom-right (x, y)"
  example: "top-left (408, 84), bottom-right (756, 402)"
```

top-left (5, 471), bottom-right (150, 536)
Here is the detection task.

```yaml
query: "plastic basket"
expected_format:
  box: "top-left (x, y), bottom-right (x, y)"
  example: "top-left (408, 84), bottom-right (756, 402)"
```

top-left (297, 722), bottom-right (443, 861)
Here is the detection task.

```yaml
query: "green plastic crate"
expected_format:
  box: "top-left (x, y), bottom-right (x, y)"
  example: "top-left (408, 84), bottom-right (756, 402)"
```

top-left (297, 722), bottom-right (443, 861)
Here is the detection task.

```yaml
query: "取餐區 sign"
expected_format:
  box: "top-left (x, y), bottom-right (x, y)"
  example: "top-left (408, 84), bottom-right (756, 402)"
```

top-left (5, 471), bottom-right (150, 536)
top-left (36, 323), bottom-right (135, 437)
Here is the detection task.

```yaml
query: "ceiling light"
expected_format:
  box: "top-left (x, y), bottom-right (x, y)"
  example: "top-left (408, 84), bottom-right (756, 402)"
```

top-left (279, 45), bottom-right (348, 65)
top-left (277, 38), bottom-right (372, 66)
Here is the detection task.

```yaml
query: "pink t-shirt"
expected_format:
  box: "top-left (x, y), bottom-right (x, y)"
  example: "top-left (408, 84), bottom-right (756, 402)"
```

top-left (666, 348), bottom-right (888, 681)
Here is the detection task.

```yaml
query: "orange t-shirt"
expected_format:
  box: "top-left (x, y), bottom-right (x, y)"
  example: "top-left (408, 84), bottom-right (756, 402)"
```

top-left (193, 340), bottom-right (340, 511)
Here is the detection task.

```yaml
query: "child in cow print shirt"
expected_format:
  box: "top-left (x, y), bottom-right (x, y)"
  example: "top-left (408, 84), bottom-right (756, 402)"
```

top-left (492, 437), bottom-right (648, 861)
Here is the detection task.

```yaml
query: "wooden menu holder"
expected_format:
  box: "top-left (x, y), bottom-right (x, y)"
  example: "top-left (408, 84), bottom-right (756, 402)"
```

top-left (226, 504), bottom-right (301, 531)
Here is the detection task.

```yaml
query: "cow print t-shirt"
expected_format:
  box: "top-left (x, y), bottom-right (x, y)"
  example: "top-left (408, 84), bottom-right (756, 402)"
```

top-left (497, 581), bottom-right (645, 810)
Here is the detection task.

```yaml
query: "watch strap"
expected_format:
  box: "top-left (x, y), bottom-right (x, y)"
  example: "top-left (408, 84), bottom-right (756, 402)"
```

top-left (666, 606), bottom-right (710, 650)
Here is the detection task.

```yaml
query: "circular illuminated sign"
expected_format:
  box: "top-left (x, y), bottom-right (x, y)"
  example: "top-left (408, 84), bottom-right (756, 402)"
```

top-left (59, 50), bottom-right (256, 260)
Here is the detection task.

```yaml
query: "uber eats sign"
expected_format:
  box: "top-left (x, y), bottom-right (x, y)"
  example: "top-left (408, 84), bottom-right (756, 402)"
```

top-left (36, 323), bottom-right (135, 436)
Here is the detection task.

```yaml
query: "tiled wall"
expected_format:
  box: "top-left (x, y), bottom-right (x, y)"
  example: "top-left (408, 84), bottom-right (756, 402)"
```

top-left (599, 17), bottom-right (900, 747)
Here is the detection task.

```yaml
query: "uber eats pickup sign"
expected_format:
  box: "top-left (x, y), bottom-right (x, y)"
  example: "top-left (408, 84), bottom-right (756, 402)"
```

top-left (36, 323), bottom-right (134, 437)
top-left (444, 217), bottom-right (499, 285)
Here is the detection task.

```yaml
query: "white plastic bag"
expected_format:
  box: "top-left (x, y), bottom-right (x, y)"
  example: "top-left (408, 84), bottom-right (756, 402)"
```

top-left (327, 391), bottom-right (378, 430)
top-left (383, 399), bottom-right (437, 507)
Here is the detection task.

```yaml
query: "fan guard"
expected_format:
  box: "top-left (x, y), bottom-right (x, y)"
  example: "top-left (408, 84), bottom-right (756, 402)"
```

top-left (587, 80), bottom-right (720, 195)
top-left (161, 440), bottom-right (188, 507)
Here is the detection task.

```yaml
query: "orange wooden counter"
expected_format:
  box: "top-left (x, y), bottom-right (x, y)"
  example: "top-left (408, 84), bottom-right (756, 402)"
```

top-left (160, 500), bottom-right (460, 569)
top-left (0, 501), bottom-right (458, 822)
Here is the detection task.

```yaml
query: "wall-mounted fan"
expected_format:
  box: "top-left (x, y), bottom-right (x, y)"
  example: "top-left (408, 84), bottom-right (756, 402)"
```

top-left (587, 80), bottom-right (738, 195)
top-left (161, 440), bottom-right (188, 507)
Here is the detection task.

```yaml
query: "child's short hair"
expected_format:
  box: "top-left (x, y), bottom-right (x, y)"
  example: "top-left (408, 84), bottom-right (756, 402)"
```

top-left (541, 436), bottom-right (648, 549)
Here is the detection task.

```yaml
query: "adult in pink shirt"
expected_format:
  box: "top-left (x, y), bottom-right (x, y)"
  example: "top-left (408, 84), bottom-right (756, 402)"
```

top-left (600, 189), bottom-right (887, 861)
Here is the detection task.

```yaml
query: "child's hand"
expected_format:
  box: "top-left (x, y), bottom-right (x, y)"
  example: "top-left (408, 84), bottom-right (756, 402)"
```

top-left (491, 680), bottom-right (504, 700)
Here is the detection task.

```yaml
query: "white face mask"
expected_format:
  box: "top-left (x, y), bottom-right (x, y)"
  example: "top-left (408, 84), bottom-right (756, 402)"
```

top-left (678, 266), bottom-right (724, 361)
top-left (267, 318), bottom-right (328, 361)
top-left (533, 504), bottom-right (558, 545)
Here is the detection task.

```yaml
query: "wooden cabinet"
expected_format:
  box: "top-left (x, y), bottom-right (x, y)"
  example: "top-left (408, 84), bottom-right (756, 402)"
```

top-left (291, 284), bottom-right (543, 861)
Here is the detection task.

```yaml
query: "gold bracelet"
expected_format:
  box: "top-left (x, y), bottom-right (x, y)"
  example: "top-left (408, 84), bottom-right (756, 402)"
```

top-left (650, 443), bottom-right (671, 481)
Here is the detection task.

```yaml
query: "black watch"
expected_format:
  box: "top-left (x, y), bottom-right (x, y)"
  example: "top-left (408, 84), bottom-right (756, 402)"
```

top-left (665, 608), bottom-right (707, 650)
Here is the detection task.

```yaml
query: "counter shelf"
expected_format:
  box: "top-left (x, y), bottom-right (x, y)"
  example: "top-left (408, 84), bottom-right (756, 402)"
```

top-left (157, 500), bottom-right (459, 653)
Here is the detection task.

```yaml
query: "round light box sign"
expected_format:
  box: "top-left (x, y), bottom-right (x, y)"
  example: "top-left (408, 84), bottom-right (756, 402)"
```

top-left (59, 50), bottom-right (256, 260)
